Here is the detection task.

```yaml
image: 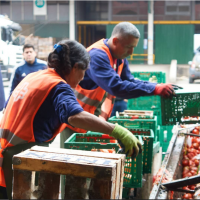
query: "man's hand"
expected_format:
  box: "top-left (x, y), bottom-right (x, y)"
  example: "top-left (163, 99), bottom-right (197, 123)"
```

top-left (154, 83), bottom-right (183, 98)
top-left (110, 124), bottom-right (142, 158)
top-left (154, 83), bottom-right (174, 98)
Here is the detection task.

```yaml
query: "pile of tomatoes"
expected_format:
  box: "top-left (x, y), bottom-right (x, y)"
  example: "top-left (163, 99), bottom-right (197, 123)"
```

top-left (181, 126), bottom-right (200, 199)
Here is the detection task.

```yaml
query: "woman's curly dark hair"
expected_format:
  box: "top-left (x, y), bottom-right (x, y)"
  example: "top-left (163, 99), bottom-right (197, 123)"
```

top-left (48, 40), bottom-right (90, 79)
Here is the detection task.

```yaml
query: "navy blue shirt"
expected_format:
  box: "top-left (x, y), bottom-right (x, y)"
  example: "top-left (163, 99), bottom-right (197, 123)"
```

top-left (33, 82), bottom-right (83, 143)
top-left (79, 39), bottom-right (156, 99)
top-left (9, 58), bottom-right (47, 95)
top-left (5, 78), bottom-right (83, 143)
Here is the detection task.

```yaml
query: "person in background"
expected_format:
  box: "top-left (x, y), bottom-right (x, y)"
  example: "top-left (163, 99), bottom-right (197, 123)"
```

top-left (0, 39), bottom-right (142, 199)
top-left (9, 44), bottom-right (47, 95)
top-left (111, 98), bottom-right (128, 117)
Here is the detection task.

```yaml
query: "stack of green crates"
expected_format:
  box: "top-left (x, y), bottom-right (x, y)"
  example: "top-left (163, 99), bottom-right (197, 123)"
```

top-left (161, 88), bottom-right (200, 125)
top-left (108, 116), bottom-right (158, 142)
top-left (132, 71), bottom-right (166, 83)
top-left (128, 72), bottom-right (165, 125)
top-left (127, 71), bottom-right (174, 152)
top-left (125, 128), bottom-right (154, 173)
top-left (64, 132), bottom-right (144, 188)
top-left (159, 88), bottom-right (200, 159)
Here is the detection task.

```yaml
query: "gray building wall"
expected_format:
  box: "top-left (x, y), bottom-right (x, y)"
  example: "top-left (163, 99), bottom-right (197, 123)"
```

top-left (0, 0), bottom-right (69, 41)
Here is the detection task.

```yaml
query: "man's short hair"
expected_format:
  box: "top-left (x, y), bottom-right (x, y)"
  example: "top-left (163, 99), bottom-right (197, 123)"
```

top-left (111, 22), bottom-right (140, 39)
top-left (23, 44), bottom-right (35, 52)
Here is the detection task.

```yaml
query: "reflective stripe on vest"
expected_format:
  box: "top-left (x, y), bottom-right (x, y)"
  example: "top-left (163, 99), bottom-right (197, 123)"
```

top-left (0, 68), bottom-right (67, 187)
top-left (99, 61), bottom-right (124, 120)
top-left (65, 39), bottom-right (124, 132)
top-left (0, 128), bottom-right (27, 146)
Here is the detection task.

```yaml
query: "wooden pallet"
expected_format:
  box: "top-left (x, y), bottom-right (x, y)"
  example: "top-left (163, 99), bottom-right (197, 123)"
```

top-left (12, 146), bottom-right (125, 199)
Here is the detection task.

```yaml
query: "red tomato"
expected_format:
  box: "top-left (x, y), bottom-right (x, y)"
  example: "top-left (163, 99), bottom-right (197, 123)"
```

top-left (195, 159), bottom-right (199, 166)
top-left (183, 166), bottom-right (190, 171)
top-left (182, 186), bottom-right (190, 190)
top-left (187, 153), bottom-right (194, 159)
top-left (189, 185), bottom-right (196, 190)
top-left (182, 174), bottom-right (188, 178)
top-left (107, 149), bottom-right (114, 153)
top-left (183, 155), bottom-right (189, 160)
top-left (182, 159), bottom-right (189, 166)
top-left (183, 170), bottom-right (190, 176)
top-left (186, 172), bottom-right (193, 177)
top-left (196, 126), bottom-right (200, 130)
top-left (153, 175), bottom-right (156, 183)
top-left (189, 166), bottom-right (198, 171)
top-left (191, 170), bottom-right (197, 176)
top-left (193, 143), bottom-right (199, 149)
top-left (187, 148), bottom-right (196, 154)
top-left (110, 140), bottom-right (117, 143)
top-left (183, 193), bottom-right (193, 199)
top-left (192, 138), bottom-right (198, 143)
top-left (100, 149), bottom-right (109, 153)
top-left (192, 128), bottom-right (199, 135)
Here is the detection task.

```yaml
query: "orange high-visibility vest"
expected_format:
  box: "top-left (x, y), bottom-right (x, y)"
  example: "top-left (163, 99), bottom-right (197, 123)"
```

top-left (0, 68), bottom-right (67, 187)
top-left (66, 39), bottom-right (124, 133)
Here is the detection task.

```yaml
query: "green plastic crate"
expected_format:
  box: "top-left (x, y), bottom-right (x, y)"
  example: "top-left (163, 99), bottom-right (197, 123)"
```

top-left (132, 71), bottom-right (166, 83)
top-left (161, 88), bottom-right (200, 125)
top-left (122, 187), bottom-right (130, 199)
top-left (125, 128), bottom-right (154, 173)
top-left (128, 96), bottom-right (161, 110)
top-left (153, 109), bottom-right (162, 126)
top-left (108, 116), bottom-right (158, 142)
top-left (64, 132), bottom-right (143, 188)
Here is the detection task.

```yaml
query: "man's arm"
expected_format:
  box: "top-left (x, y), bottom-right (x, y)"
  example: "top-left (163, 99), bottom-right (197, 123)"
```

top-left (69, 111), bottom-right (115, 134)
top-left (86, 49), bottom-right (156, 99)
top-left (120, 59), bottom-right (154, 84)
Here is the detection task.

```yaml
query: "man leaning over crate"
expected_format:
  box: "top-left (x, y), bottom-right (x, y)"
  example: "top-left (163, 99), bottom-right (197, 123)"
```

top-left (61, 22), bottom-right (180, 147)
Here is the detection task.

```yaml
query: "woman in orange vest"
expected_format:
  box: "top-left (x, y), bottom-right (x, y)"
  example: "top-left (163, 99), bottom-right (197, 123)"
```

top-left (0, 39), bottom-right (142, 199)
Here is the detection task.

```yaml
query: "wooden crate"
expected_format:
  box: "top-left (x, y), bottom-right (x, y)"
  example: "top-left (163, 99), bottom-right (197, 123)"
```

top-left (12, 146), bottom-right (125, 199)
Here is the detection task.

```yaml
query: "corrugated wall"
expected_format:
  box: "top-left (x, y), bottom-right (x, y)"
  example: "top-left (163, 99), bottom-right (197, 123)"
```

top-left (35, 24), bottom-right (69, 39)
top-left (155, 24), bottom-right (194, 64)
top-left (106, 24), bottom-right (144, 64)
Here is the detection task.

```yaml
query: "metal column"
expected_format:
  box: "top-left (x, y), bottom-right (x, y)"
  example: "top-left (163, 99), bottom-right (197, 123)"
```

top-left (148, 0), bottom-right (154, 65)
top-left (69, 0), bottom-right (75, 40)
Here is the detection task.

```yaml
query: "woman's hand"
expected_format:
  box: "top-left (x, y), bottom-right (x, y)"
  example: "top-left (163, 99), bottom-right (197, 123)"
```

top-left (110, 124), bottom-right (142, 158)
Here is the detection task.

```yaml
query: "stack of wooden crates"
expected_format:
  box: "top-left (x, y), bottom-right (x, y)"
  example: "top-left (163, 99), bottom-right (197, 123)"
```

top-left (24, 35), bottom-right (55, 61)
top-left (12, 146), bottom-right (125, 199)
